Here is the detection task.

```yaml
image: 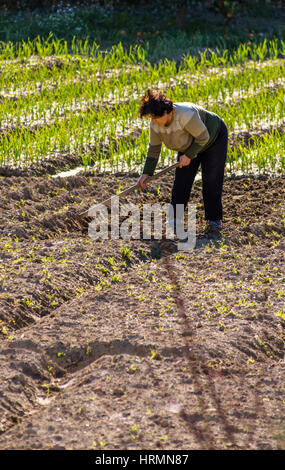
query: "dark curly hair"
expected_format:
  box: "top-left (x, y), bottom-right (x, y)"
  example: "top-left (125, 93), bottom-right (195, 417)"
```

top-left (138, 89), bottom-right (173, 118)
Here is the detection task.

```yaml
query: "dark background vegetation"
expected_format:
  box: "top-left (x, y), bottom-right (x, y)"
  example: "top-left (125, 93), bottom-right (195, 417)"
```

top-left (1, 0), bottom-right (284, 13)
top-left (0, 1), bottom-right (284, 60)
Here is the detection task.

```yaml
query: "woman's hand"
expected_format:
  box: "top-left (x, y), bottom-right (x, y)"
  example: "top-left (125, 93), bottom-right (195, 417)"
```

top-left (137, 174), bottom-right (150, 189)
top-left (179, 154), bottom-right (191, 168)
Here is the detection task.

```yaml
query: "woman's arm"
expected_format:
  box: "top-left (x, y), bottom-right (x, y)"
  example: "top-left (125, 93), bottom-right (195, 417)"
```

top-left (183, 109), bottom-right (210, 159)
top-left (141, 125), bottom-right (162, 176)
top-left (142, 143), bottom-right (162, 175)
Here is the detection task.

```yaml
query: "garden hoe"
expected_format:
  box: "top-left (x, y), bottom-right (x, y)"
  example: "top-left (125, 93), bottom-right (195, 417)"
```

top-left (75, 162), bottom-right (180, 232)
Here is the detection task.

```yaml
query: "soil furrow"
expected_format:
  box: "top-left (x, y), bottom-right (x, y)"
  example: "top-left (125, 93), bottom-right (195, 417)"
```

top-left (0, 172), bottom-right (284, 449)
top-left (0, 174), bottom-right (285, 449)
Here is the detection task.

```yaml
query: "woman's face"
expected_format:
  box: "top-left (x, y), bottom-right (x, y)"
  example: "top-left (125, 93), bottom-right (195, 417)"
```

top-left (149, 111), bottom-right (172, 127)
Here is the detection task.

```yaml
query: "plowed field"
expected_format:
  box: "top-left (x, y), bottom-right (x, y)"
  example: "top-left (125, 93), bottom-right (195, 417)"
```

top-left (0, 170), bottom-right (284, 450)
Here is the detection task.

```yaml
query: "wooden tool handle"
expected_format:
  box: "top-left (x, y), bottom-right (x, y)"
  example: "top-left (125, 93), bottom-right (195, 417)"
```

top-left (77, 161), bottom-right (180, 219)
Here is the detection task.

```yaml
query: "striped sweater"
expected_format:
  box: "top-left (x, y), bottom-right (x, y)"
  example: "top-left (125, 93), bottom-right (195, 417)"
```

top-left (142, 102), bottom-right (222, 176)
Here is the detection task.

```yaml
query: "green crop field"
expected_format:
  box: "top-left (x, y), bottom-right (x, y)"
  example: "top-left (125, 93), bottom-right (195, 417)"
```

top-left (0, 35), bottom-right (284, 175)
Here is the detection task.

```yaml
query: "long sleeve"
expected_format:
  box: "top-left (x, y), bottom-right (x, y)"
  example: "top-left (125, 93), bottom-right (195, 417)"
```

top-left (182, 109), bottom-right (210, 159)
top-left (142, 125), bottom-right (162, 176)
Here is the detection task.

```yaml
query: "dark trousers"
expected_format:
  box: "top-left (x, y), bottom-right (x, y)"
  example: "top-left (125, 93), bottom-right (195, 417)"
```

top-left (171, 120), bottom-right (228, 221)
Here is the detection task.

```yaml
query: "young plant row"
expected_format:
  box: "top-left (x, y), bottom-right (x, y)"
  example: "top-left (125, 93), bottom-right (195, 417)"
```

top-left (226, 130), bottom-right (285, 174)
top-left (0, 37), bottom-right (284, 94)
top-left (0, 83), bottom-right (283, 175)
top-left (0, 37), bottom-right (284, 175)
top-left (0, 34), bottom-right (283, 65)
top-left (0, 56), bottom-right (283, 132)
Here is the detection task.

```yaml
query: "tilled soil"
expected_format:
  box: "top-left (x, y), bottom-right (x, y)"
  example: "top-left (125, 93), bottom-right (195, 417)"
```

top-left (0, 170), bottom-right (284, 450)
